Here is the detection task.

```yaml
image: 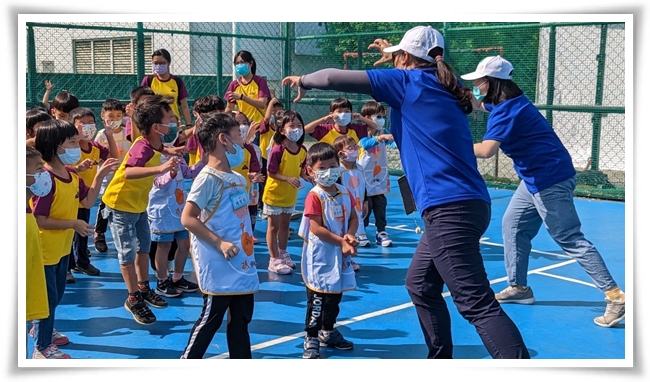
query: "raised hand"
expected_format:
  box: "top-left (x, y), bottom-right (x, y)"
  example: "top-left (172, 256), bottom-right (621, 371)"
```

top-left (281, 76), bottom-right (309, 103)
top-left (97, 158), bottom-right (119, 178)
top-left (368, 38), bottom-right (394, 67)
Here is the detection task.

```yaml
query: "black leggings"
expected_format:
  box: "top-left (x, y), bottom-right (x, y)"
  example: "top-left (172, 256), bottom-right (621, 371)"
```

top-left (304, 289), bottom-right (343, 337)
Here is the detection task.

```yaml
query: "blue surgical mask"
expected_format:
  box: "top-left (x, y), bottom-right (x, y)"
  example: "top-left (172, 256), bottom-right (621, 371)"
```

top-left (473, 80), bottom-right (488, 102)
top-left (473, 86), bottom-right (485, 102)
top-left (159, 123), bottom-right (179, 144)
top-left (58, 146), bottom-right (82, 165)
top-left (236, 63), bottom-right (250, 77)
top-left (225, 137), bottom-right (245, 168)
top-left (153, 64), bottom-right (168, 74)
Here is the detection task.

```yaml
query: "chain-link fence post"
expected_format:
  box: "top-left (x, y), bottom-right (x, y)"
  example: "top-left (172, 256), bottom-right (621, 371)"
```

top-left (545, 25), bottom-right (557, 125)
top-left (136, 22), bottom-right (145, 88)
top-left (591, 24), bottom-right (608, 172)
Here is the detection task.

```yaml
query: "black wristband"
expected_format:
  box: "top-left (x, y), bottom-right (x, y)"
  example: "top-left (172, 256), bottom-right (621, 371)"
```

top-left (299, 75), bottom-right (312, 90)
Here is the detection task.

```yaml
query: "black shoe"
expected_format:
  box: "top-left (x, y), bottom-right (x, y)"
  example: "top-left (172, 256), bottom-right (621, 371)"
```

top-left (155, 278), bottom-right (183, 298)
top-left (93, 233), bottom-right (108, 253)
top-left (173, 276), bottom-right (199, 293)
top-left (142, 288), bottom-right (169, 308)
top-left (66, 271), bottom-right (76, 284)
top-left (72, 263), bottom-right (100, 276)
top-left (318, 328), bottom-right (353, 350)
top-left (124, 297), bottom-right (156, 325)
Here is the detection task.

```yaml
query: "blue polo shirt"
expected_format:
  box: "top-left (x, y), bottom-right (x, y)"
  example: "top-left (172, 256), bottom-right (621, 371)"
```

top-left (483, 94), bottom-right (576, 194)
top-left (366, 67), bottom-right (491, 213)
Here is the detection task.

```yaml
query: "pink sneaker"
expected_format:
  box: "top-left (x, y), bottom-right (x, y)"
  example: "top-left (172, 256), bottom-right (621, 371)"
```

top-left (268, 257), bottom-right (293, 275)
top-left (352, 260), bottom-right (360, 272)
top-left (29, 323), bottom-right (69, 346)
top-left (32, 344), bottom-right (72, 359)
top-left (252, 237), bottom-right (259, 245)
top-left (279, 250), bottom-right (296, 269)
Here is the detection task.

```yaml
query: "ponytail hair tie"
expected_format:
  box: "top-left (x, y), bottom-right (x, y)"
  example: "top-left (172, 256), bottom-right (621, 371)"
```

top-left (435, 55), bottom-right (443, 62)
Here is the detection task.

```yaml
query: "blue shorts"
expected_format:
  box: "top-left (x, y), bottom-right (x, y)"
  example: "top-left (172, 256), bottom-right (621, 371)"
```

top-left (151, 230), bottom-right (190, 243)
top-left (105, 207), bottom-right (151, 265)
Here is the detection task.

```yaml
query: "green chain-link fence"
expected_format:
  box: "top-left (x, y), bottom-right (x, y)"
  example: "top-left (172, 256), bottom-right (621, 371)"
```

top-left (25, 21), bottom-right (625, 201)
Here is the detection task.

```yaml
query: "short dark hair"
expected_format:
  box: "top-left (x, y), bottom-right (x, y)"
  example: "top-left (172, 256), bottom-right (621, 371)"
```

top-left (26, 107), bottom-right (52, 136)
top-left (102, 98), bottom-right (125, 113)
top-left (234, 50), bottom-right (257, 75)
top-left (482, 78), bottom-right (524, 106)
top-left (329, 97), bottom-right (353, 113)
top-left (67, 107), bottom-right (95, 125)
top-left (272, 99), bottom-right (283, 108)
top-left (361, 101), bottom-right (385, 117)
top-left (132, 95), bottom-right (174, 136)
top-left (26, 145), bottom-right (42, 162)
top-left (272, 110), bottom-right (305, 146)
top-left (152, 48), bottom-right (172, 63)
top-left (35, 119), bottom-right (79, 162)
top-left (196, 113), bottom-right (239, 154)
top-left (307, 142), bottom-right (339, 167)
top-left (130, 86), bottom-right (155, 103)
top-left (193, 95), bottom-right (226, 114)
top-left (332, 134), bottom-right (357, 153)
top-left (52, 91), bottom-right (79, 113)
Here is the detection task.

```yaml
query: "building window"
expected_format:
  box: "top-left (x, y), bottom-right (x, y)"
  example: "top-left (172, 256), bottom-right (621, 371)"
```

top-left (41, 61), bottom-right (55, 72)
top-left (73, 36), bottom-right (152, 74)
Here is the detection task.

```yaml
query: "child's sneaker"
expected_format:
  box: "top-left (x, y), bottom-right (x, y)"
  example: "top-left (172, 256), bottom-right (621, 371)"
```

top-left (302, 336), bottom-right (321, 359)
top-left (124, 297), bottom-right (156, 325)
top-left (173, 276), bottom-right (199, 293)
top-left (252, 236), bottom-right (259, 244)
top-left (72, 263), bottom-right (101, 276)
top-left (93, 233), bottom-right (108, 253)
top-left (356, 234), bottom-right (370, 247)
top-left (351, 260), bottom-right (360, 272)
top-left (375, 231), bottom-right (393, 247)
top-left (495, 285), bottom-right (535, 304)
top-left (32, 344), bottom-right (72, 359)
top-left (268, 257), bottom-right (293, 275)
top-left (28, 324), bottom-right (69, 346)
top-left (155, 278), bottom-right (182, 298)
top-left (318, 328), bottom-right (353, 350)
top-left (66, 271), bottom-right (76, 284)
top-left (279, 250), bottom-right (296, 269)
top-left (142, 288), bottom-right (169, 308)
top-left (594, 297), bottom-right (625, 328)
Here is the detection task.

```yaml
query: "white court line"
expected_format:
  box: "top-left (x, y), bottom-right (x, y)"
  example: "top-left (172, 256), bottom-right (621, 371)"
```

top-left (208, 258), bottom-right (578, 359)
top-left (531, 271), bottom-right (597, 288)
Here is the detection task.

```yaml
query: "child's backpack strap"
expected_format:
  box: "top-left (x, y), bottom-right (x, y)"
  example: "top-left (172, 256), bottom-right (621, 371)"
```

top-left (146, 74), bottom-right (155, 87)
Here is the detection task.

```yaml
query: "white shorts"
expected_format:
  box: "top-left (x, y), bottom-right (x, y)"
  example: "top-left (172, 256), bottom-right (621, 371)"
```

top-left (263, 204), bottom-right (296, 216)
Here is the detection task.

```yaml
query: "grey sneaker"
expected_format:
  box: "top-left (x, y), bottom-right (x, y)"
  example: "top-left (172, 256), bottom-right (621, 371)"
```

top-left (302, 336), bottom-right (320, 359)
top-left (495, 285), bottom-right (535, 304)
top-left (594, 297), bottom-right (625, 328)
top-left (318, 328), bottom-right (353, 350)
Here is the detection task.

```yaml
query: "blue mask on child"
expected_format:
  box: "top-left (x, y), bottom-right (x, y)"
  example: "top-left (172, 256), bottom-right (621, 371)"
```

top-left (159, 123), bottom-right (179, 144)
top-left (236, 63), bottom-right (250, 77)
top-left (225, 138), bottom-right (245, 168)
top-left (58, 146), bottom-right (81, 165)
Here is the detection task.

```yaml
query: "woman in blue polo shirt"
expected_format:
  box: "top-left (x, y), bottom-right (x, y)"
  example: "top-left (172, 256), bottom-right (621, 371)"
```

top-left (464, 55), bottom-right (625, 328)
top-left (282, 26), bottom-right (529, 359)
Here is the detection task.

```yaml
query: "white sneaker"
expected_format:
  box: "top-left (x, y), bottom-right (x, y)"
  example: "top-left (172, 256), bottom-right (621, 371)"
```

top-left (356, 234), bottom-right (370, 247)
top-left (376, 231), bottom-right (392, 247)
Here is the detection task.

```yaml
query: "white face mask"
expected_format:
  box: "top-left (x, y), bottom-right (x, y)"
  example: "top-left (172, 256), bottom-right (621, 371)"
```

top-left (334, 112), bottom-right (352, 126)
top-left (26, 171), bottom-right (52, 197)
top-left (372, 115), bottom-right (386, 130)
top-left (239, 124), bottom-right (249, 141)
top-left (343, 149), bottom-right (359, 162)
top-left (106, 120), bottom-right (122, 128)
top-left (314, 167), bottom-right (341, 187)
top-left (286, 128), bottom-right (304, 142)
top-left (81, 123), bottom-right (97, 140)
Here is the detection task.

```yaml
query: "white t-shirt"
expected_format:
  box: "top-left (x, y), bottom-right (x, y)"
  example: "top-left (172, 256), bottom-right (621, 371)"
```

top-left (187, 168), bottom-right (245, 216)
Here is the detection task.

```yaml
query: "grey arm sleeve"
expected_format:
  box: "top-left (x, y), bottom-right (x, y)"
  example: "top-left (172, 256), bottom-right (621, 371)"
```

top-left (301, 69), bottom-right (374, 95)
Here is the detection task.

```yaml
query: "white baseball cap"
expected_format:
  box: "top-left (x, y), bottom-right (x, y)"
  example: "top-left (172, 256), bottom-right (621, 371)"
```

top-left (383, 26), bottom-right (444, 63)
top-left (461, 55), bottom-right (514, 80)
